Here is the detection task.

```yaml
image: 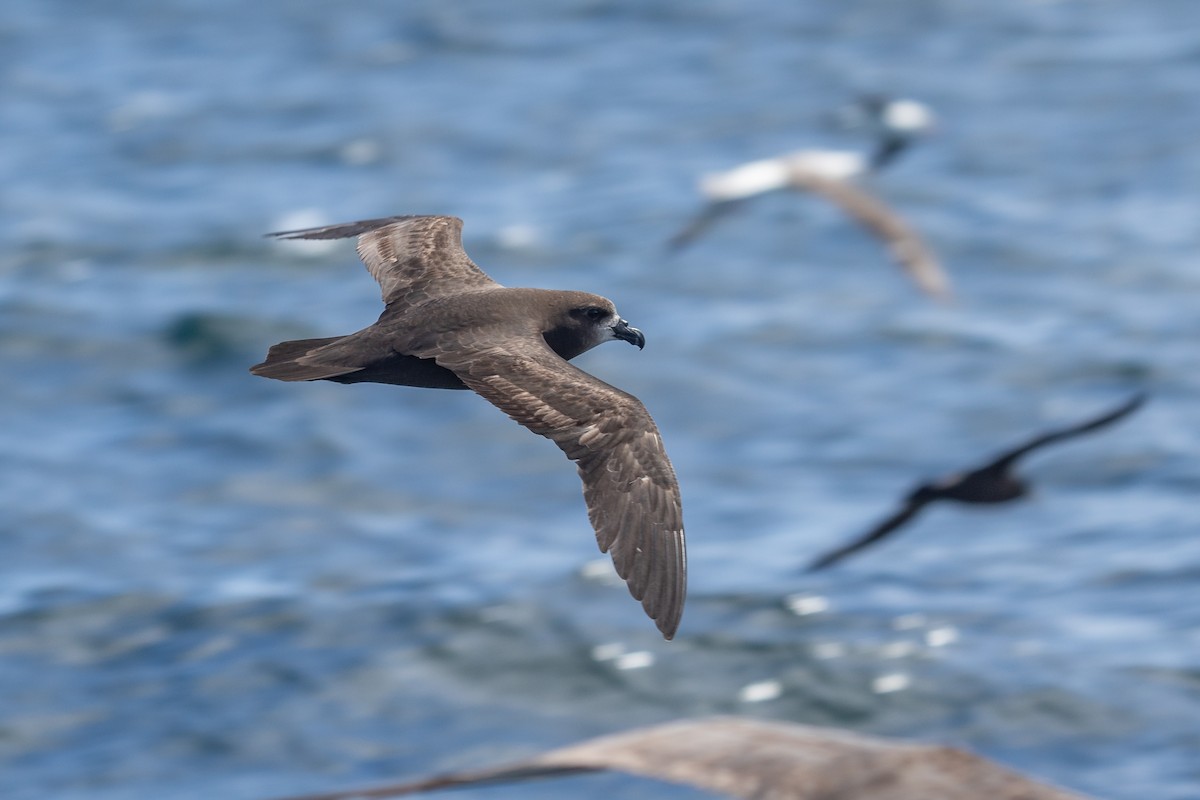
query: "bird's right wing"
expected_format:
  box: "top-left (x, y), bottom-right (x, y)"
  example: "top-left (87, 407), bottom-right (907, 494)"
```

top-left (665, 200), bottom-right (744, 252)
top-left (267, 215), bottom-right (501, 308)
top-left (808, 498), bottom-right (928, 571)
top-left (789, 169), bottom-right (953, 301)
top-left (667, 155), bottom-right (795, 251)
top-left (417, 332), bottom-right (686, 640)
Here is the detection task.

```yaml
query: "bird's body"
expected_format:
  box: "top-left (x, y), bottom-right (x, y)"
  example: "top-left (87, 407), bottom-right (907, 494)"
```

top-left (697, 149), bottom-right (867, 201)
top-left (914, 469), bottom-right (1026, 505)
top-left (255, 287), bottom-right (622, 389)
top-left (808, 393), bottom-right (1147, 571)
top-left (253, 215), bottom-right (686, 639)
top-left (669, 96), bottom-right (951, 301)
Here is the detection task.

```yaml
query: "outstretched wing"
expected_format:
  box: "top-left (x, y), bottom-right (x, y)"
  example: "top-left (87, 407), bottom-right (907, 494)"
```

top-left (667, 155), bottom-right (798, 252)
top-left (789, 169), bottom-right (953, 301)
top-left (420, 332), bottom-right (686, 640)
top-left (981, 392), bottom-right (1148, 473)
top-left (267, 215), bottom-right (500, 308)
top-left (807, 497), bottom-right (930, 571)
top-left (269, 716), bottom-right (1091, 800)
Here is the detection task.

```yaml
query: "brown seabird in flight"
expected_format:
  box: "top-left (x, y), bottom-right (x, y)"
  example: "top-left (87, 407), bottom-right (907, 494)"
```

top-left (668, 96), bottom-right (951, 301)
top-left (809, 392), bottom-right (1147, 571)
top-left (251, 215), bottom-right (686, 639)
top-left (268, 716), bottom-right (1091, 800)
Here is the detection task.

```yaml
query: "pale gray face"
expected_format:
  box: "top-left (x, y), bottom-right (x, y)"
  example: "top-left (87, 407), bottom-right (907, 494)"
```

top-left (541, 296), bottom-right (644, 361)
top-left (567, 301), bottom-right (645, 352)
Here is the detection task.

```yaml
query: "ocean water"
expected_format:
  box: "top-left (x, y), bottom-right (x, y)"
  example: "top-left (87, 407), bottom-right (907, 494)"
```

top-left (2, 1), bottom-right (1198, 798)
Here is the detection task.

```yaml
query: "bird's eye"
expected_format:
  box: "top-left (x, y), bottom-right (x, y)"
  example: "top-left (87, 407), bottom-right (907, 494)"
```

top-left (582, 307), bottom-right (607, 320)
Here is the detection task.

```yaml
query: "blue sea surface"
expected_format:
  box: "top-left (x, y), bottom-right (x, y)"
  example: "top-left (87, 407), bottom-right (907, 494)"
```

top-left (2, 1), bottom-right (1198, 798)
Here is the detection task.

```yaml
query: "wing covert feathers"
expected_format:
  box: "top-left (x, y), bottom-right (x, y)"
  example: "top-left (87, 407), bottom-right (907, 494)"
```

top-left (430, 340), bottom-right (687, 639)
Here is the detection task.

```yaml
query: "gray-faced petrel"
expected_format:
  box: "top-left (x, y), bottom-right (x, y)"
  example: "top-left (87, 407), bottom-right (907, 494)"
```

top-left (808, 392), bottom-right (1147, 571)
top-left (252, 215), bottom-right (686, 639)
top-left (668, 97), bottom-right (951, 301)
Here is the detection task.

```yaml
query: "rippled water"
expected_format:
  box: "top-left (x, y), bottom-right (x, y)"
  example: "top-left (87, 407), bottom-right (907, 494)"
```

top-left (3, 1), bottom-right (1199, 798)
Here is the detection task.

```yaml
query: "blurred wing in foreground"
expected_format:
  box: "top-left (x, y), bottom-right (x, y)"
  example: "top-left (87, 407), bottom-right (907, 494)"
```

top-left (272, 716), bottom-right (1092, 800)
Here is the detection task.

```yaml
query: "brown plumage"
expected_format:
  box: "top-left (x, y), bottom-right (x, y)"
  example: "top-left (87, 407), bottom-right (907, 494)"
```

top-left (252, 215), bottom-right (686, 639)
top-left (269, 716), bottom-right (1091, 800)
top-left (809, 392), bottom-right (1147, 571)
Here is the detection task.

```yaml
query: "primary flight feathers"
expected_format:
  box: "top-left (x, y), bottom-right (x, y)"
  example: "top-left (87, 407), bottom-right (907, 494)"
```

top-left (809, 392), bottom-right (1147, 571)
top-left (253, 215), bottom-right (686, 639)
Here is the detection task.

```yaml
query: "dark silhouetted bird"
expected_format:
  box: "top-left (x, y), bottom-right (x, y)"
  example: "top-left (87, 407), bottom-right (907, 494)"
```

top-left (809, 393), bottom-right (1147, 571)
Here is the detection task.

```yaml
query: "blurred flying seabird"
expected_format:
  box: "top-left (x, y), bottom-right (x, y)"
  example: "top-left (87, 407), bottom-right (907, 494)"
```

top-left (809, 392), bottom-right (1147, 571)
top-left (270, 716), bottom-right (1091, 800)
top-left (669, 96), bottom-right (950, 301)
top-left (251, 215), bottom-right (686, 639)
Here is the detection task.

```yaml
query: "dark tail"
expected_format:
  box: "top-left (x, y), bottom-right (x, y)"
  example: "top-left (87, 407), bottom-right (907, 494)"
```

top-left (250, 336), bottom-right (359, 382)
top-left (251, 335), bottom-right (470, 389)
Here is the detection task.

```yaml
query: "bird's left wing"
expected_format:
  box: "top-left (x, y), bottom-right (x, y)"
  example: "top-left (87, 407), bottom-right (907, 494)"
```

top-left (808, 497), bottom-right (928, 571)
top-left (982, 392), bottom-right (1148, 472)
top-left (267, 215), bottom-right (500, 309)
top-left (666, 155), bottom-right (793, 252)
top-left (665, 200), bottom-right (745, 252)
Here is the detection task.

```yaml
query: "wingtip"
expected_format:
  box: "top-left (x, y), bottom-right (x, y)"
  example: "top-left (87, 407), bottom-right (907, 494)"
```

top-left (663, 233), bottom-right (692, 255)
top-left (910, 265), bottom-right (955, 303)
top-left (656, 600), bottom-right (684, 641)
top-left (1108, 390), bottom-right (1150, 422)
top-left (1093, 390), bottom-right (1150, 427)
top-left (648, 589), bottom-right (682, 641)
top-left (263, 215), bottom-right (456, 243)
top-left (929, 285), bottom-right (957, 305)
top-left (263, 226), bottom-right (341, 241)
top-left (645, 570), bottom-right (685, 642)
top-left (806, 557), bottom-right (834, 573)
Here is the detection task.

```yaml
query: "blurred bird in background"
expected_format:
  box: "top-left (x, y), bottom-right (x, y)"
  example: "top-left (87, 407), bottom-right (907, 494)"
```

top-left (808, 393), bottom-right (1147, 571)
top-left (669, 95), bottom-right (951, 300)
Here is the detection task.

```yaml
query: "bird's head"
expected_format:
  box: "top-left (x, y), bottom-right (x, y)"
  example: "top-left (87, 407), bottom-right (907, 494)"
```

top-left (844, 95), bottom-right (937, 171)
top-left (838, 95), bottom-right (936, 139)
top-left (543, 292), bottom-right (645, 360)
top-left (879, 98), bottom-right (937, 139)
